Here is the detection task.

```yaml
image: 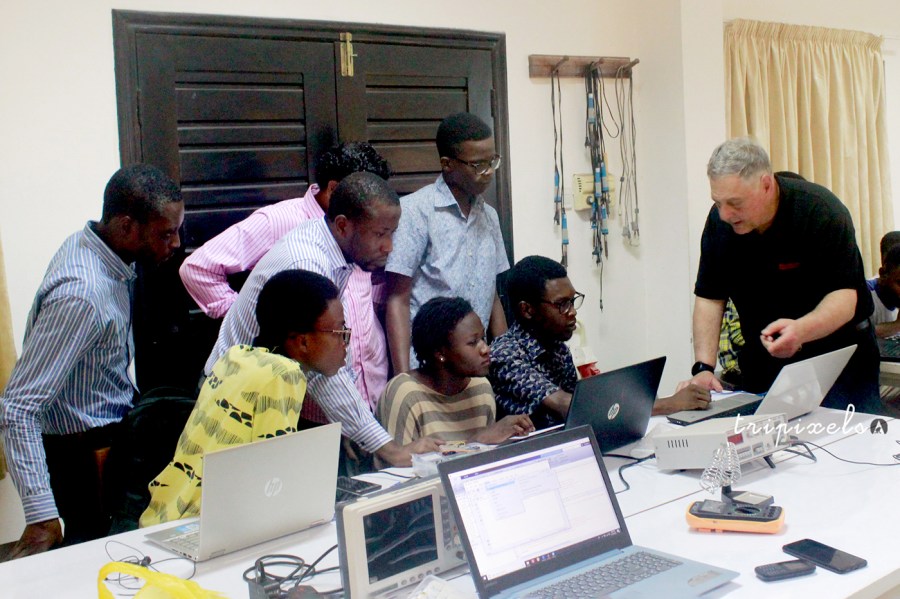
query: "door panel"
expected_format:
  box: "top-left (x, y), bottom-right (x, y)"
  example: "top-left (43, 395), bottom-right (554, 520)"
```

top-left (336, 43), bottom-right (496, 208)
top-left (130, 32), bottom-right (336, 391)
top-left (115, 12), bottom-right (511, 392)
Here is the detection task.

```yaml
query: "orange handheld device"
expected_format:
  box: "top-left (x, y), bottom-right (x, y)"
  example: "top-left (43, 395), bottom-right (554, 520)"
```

top-left (686, 499), bottom-right (785, 534)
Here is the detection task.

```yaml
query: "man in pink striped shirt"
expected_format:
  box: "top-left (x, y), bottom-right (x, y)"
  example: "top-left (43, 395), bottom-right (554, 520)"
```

top-left (180, 143), bottom-right (392, 414)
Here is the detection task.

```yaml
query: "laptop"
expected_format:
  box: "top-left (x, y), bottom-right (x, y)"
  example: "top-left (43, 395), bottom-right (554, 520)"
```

top-left (438, 426), bottom-right (737, 598)
top-left (667, 345), bottom-right (856, 426)
top-left (565, 356), bottom-right (666, 453)
top-left (145, 422), bottom-right (341, 561)
top-left (877, 336), bottom-right (900, 362)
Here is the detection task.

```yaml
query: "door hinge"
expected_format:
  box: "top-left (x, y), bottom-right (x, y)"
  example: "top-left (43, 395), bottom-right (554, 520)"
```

top-left (340, 32), bottom-right (356, 77)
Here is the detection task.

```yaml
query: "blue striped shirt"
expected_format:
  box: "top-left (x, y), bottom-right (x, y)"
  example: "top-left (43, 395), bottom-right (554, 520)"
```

top-left (205, 217), bottom-right (393, 452)
top-left (385, 175), bottom-right (509, 366)
top-left (0, 223), bottom-right (137, 523)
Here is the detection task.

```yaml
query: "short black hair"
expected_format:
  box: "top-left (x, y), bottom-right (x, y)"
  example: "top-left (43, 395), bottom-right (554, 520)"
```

top-left (436, 112), bottom-right (492, 159)
top-left (254, 269), bottom-right (340, 351)
top-left (101, 164), bottom-right (182, 224)
top-left (315, 142), bottom-right (391, 188)
top-left (881, 231), bottom-right (900, 261)
top-left (507, 255), bottom-right (568, 324)
top-left (326, 171), bottom-right (399, 223)
top-left (884, 244), bottom-right (900, 273)
top-left (412, 296), bottom-right (475, 372)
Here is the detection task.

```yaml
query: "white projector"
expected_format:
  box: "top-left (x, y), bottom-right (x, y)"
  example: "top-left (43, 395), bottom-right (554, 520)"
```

top-left (653, 413), bottom-right (790, 470)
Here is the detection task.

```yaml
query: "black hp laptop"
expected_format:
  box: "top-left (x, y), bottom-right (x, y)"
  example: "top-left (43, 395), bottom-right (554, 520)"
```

top-left (566, 356), bottom-right (666, 453)
top-left (439, 427), bottom-right (738, 598)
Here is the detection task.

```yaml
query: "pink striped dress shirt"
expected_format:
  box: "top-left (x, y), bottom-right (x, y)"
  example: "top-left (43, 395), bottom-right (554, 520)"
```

top-left (179, 186), bottom-right (388, 416)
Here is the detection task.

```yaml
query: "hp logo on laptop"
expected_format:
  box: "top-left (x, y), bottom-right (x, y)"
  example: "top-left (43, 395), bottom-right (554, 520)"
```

top-left (264, 477), bottom-right (283, 497)
top-left (607, 403), bottom-right (620, 420)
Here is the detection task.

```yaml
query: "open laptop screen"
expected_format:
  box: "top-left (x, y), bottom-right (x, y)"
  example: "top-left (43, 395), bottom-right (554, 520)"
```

top-left (440, 427), bottom-right (629, 596)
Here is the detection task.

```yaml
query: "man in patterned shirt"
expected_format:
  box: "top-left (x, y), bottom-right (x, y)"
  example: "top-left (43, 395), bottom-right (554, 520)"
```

top-left (492, 256), bottom-right (711, 429)
top-left (0, 165), bottom-right (184, 559)
top-left (489, 256), bottom-right (580, 429)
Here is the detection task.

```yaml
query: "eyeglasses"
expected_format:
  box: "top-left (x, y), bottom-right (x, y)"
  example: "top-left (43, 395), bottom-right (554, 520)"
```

top-left (540, 292), bottom-right (585, 314)
top-left (317, 328), bottom-right (352, 346)
top-left (452, 154), bottom-right (502, 175)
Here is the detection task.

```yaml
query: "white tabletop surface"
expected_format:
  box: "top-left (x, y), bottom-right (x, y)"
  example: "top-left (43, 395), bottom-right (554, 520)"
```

top-left (0, 408), bottom-right (896, 598)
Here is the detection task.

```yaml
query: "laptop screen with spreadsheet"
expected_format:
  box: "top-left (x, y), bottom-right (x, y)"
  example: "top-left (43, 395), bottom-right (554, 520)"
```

top-left (440, 427), bottom-right (630, 596)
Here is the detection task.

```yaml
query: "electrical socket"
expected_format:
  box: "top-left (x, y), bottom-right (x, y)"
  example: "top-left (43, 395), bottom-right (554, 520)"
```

top-left (572, 174), bottom-right (594, 211)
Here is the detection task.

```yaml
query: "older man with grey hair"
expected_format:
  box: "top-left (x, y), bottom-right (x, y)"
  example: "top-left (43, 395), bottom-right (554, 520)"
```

top-left (681, 137), bottom-right (880, 414)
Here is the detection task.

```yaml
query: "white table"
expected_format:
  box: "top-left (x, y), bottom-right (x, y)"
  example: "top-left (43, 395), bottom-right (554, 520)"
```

top-left (0, 409), bottom-right (896, 598)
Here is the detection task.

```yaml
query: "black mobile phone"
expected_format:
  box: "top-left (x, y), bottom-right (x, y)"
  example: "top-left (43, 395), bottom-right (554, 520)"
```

top-left (755, 559), bottom-right (816, 581)
top-left (783, 539), bottom-right (867, 574)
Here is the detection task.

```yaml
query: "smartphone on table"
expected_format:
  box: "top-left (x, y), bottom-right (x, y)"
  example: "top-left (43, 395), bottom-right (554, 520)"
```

top-left (782, 539), bottom-right (867, 574)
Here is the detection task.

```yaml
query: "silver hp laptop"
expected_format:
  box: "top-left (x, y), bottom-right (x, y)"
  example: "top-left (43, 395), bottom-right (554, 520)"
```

top-left (566, 356), bottom-right (665, 453)
top-left (438, 426), bottom-right (737, 598)
top-left (146, 422), bottom-right (341, 561)
top-left (668, 345), bottom-right (856, 425)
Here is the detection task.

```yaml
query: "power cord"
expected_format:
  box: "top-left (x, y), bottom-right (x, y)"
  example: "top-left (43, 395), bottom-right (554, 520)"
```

top-left (103, 540), bottom-right (196, 593)
top-left (378, 470), bottom-right (417, 480)
top-left (605, 453), bottom-right (656, 494)
top-left (789, 437), bottom-right (900, 467)
top-left (243, 545), bottom-right (342, 598)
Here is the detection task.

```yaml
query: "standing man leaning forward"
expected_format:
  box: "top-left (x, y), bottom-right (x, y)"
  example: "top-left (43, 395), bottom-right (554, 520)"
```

top-left (205, 172), bottom-right (439, 469)
top-left (386, 112), bottom-right (510, 372)
top-left (681, 137), bottom-right (880, 415)
top-left (0, 165), bottom-right (184, 559)
top-left (180, 143), bottom-right (392, 411)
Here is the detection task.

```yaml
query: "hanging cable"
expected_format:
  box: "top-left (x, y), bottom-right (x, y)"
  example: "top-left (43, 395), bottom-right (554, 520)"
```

top-left (615, 63), bottom-right (640, 244)
top-left (551, 61), bottom-right (568, 267)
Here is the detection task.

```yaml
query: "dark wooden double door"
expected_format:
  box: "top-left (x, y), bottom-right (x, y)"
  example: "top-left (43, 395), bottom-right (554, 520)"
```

top-left (114, 11), bottom-right (511, 391)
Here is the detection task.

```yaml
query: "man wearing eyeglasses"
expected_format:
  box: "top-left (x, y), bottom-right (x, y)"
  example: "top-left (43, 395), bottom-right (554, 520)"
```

top-left (491, 256), bottom-right (711, 429)
top-left (385, 112), bottom-right (510, 373)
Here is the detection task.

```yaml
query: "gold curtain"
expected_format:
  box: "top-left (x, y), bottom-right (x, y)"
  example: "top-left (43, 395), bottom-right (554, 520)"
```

top-left (0, 234), bottom-right (16, 478)
top-left (725, 19), bottom-right (893, 274)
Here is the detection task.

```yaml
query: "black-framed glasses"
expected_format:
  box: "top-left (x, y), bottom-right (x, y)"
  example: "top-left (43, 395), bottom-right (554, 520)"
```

top-left (541, 292), bottom-right (585, 314)
top-left (452, 154), bottom-right (502, 175)
top-left (317, 327), bottom-right (352, 346)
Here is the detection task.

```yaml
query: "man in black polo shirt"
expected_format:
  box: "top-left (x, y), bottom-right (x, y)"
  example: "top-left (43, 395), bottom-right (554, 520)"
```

top-left (683, 137), bottom-right (880, 414)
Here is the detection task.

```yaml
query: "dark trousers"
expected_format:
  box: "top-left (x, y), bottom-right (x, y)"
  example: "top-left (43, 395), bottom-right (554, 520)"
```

top-left (821, 325), bottom-right (882, 416)
top-left (42, 422), bottom-right (120, 546)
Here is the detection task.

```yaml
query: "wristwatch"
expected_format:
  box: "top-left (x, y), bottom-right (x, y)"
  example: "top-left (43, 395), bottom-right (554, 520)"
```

top-left (691, 361), bottom-right (716, 376)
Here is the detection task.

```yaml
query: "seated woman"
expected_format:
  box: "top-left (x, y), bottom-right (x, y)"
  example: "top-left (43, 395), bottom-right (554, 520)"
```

top-left (140, 269), bottom-right (349, 526)
top-left (378, 297), bottom-right (534, 444)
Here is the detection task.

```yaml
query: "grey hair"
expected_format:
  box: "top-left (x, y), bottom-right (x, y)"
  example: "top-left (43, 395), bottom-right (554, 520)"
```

top-left (707, 137), bottom-right (772, 180)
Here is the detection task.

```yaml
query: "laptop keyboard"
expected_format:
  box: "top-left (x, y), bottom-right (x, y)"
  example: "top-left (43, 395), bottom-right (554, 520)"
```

top-left (525, 551), bottom-right (682, 598)
top-left (164, 527), bottom-right (200, 556)
top-left (880, 338), bottom-right (900, 359)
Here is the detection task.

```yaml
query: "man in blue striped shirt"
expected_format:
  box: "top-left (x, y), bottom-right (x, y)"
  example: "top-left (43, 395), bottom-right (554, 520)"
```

top-left (0, 165), bottom-right (184, 559)
top-left (205, 172), bottom-right (440, 471)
